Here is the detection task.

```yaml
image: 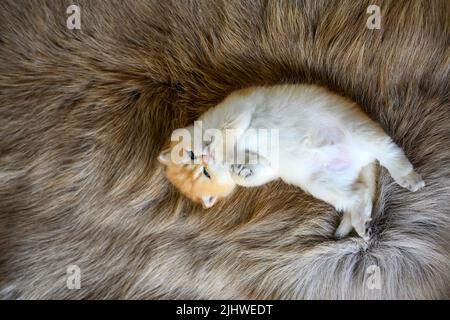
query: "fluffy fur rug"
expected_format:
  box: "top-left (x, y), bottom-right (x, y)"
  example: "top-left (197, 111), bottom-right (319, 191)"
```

top-left (0, 0), bottom-right (449, 299)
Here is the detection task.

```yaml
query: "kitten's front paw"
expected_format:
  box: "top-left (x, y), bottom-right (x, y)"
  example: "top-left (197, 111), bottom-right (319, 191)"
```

top-left (397, 171), bottom-right (425, 192)
top-left (231, 164), bottom-right (253, 178)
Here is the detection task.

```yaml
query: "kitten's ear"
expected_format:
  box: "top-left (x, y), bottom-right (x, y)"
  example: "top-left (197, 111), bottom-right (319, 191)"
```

top-left (201, 195), bottom-right (218, 208)
top-left (158, 148), bottom-right (172, 165)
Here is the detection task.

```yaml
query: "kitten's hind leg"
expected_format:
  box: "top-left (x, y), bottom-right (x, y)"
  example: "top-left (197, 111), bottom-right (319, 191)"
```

top-left (333, 187), bottom-right (373, 240)
top-left (335, 164), bottom-right (377, 240)
top-left (376, 138), bottom-right (425, 192)
top-left (334, 211), bottom-right (353, 239)
top-left (396, 170), bottom-right (425, 192)
top-left (349, 163), bottom-right (377, 240)
top-left (349, 192), bottom-right (373, 241)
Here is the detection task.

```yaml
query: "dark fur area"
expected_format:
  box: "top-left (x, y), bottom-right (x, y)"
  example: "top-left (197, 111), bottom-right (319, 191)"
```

top-left (0, 0), bottom-right (449, 299)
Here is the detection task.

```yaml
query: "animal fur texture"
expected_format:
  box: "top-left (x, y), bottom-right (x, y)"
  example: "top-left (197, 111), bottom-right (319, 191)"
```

top-left (0, 0), bottom-right (449, 299)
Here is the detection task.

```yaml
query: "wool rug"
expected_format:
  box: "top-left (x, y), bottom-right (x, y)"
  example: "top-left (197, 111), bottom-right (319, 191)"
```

top-left (0, 0), bottom-right (449, 299)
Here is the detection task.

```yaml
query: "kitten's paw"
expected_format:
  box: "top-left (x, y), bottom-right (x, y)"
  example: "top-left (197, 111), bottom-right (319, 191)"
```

top-left (397, 171), bottom-right (425, 192)
top-left (352, 216), bottom-right (372, 241)
top-left (230, 164), bottom-right (253, 178)
top-left (334, 214), bottom-right (352, 240)
top-left (334, 223), bottom-right (352, 240)
top-left (229, 164), bottom-right (240, 176)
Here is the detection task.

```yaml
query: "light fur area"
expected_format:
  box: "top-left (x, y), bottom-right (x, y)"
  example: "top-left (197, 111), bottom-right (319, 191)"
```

top-left (167, 84), bottom-right (425, 239)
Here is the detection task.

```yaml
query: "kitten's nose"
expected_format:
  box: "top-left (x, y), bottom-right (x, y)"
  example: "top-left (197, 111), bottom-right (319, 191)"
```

top-left (201, 154), bottom-right (213, 164)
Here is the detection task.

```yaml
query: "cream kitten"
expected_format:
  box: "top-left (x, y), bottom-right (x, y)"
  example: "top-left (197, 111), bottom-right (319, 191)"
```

top-left (158, 84), bottom-right (425, 239)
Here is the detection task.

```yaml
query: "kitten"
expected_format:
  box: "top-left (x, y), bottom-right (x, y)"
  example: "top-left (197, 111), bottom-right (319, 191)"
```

top-left (158, 84), bottom-right (425, 239)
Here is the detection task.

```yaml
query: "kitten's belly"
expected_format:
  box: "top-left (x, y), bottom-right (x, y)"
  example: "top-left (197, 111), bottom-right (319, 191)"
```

top-left (311, 145), bottom-right (352, 172)
top-left (279, 144), bottom-right (368, 185)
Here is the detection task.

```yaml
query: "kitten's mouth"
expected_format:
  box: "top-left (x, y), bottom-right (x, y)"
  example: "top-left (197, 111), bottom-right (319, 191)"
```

top-left (201, 154), bottom-right (214, 165)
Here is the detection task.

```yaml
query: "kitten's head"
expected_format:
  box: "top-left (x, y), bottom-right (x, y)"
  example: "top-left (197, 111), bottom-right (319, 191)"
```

top-left (158, 139), bottom-right (236, 208)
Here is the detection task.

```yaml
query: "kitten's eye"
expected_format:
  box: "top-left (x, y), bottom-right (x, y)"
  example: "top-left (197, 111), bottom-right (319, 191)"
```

top-left (203, 167), bottom-right (211, 179)
top-left (188, 150), bottom-right (195, 160)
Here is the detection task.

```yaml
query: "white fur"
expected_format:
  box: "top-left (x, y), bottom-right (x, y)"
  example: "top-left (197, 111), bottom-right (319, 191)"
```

top-left (195, 84), bottom-right (425, 239)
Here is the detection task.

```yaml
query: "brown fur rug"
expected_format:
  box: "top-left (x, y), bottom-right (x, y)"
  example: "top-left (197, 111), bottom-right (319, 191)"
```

top-left (0, 0), bottom-right (449, 299)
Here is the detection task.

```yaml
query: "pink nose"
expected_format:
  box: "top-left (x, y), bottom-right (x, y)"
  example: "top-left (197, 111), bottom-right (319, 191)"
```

top-left (202, 154), bottom-right (213, 164)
